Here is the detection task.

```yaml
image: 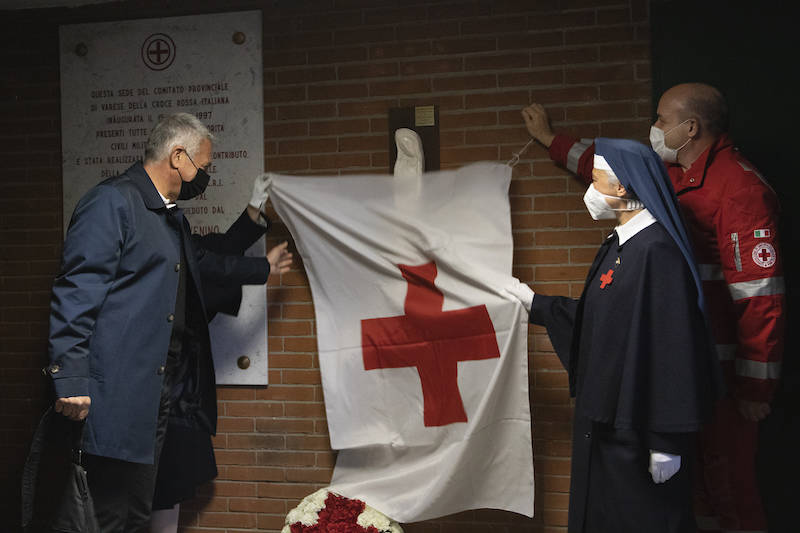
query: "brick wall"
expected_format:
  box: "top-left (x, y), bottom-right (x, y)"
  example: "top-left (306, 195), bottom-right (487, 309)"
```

top-left (0, 1), bottom-right (651, 531)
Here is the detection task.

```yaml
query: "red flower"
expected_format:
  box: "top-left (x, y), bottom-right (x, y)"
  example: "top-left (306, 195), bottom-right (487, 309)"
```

top-left (289, 492), bottom-right (385, 533)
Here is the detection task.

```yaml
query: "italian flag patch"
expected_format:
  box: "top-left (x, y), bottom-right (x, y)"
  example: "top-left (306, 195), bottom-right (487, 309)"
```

top-left (754, 229), bottom-right (771, 238)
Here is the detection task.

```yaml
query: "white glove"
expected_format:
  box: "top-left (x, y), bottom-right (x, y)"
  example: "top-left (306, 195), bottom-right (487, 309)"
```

top-left (649, 450), bottom-right (681, 483)
top-left (503, 278), bottom-right (534, 314)
top-left (249, 173), bottom-right (273, 210)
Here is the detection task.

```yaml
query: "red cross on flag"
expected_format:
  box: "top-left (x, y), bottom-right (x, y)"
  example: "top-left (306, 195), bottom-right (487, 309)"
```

top-left (270, 162), bottom-right (533, 523)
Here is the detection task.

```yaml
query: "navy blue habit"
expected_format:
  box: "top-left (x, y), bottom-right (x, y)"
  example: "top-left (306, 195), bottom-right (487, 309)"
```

top-left (530, 139), bottom-right (721, 532)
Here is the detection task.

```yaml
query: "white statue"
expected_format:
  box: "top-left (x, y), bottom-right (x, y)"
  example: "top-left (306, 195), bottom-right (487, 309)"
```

top-left (393, 128), bottom-right (424, 178)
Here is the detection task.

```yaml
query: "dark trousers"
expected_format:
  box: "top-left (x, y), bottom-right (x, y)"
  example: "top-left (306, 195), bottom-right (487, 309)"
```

top-left (83, 376), bottom-right (172, 533)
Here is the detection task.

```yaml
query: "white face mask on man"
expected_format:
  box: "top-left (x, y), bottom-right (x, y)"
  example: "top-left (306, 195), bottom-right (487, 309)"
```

top-left (583, 183), bottom-right (644, 221)
top-left (649, 119), bottom-right (691, 163)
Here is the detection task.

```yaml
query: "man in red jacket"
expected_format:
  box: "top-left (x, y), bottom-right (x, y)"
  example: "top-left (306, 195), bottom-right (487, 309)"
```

top-left (521, 83), bottom-right (785, 533)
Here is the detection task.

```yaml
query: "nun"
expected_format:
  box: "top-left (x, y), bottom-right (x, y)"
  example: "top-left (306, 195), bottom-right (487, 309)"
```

top-left (507, 138), bottom-right (722, 532)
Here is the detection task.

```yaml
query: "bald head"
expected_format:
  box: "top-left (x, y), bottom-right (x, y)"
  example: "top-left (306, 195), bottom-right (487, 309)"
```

top-left (662, 83), bottom-right (729, 138)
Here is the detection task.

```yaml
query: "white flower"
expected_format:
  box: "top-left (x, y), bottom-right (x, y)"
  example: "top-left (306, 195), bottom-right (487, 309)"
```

top-left (283, 488), bottom-right (403, 533)
top-left (282, 488), bottom-right (329, 531)
top-left (357, 504), bottom-right (404, 533)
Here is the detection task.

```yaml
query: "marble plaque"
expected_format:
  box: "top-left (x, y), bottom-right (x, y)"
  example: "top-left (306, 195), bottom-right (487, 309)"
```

top-left (59, 10), bottom-right (267, 385)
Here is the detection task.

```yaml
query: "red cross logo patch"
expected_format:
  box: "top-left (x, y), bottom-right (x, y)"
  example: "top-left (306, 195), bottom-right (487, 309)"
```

top-left (599, 268), bottom-right (615, 289)
top-left (360, 262), bottom-right (500, 427)
top-left (752, 243), bottom-right (776, 268)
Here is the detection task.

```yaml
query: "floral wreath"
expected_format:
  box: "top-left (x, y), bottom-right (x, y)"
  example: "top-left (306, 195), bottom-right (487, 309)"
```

top-left (281, 488), bottom-right (403, 533)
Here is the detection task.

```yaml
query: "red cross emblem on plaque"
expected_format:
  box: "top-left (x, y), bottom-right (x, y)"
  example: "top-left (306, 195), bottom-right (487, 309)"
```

top-left (360, 262), bottom-right (500, 427)
top-left (599, 268), bottom-right (615, 289)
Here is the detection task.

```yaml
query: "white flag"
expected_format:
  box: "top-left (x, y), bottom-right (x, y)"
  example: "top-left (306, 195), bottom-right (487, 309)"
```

top-left (270, 162), bottom-right (533, 522)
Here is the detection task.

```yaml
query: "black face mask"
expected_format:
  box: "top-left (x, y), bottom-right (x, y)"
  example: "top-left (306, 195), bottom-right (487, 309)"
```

top-left (177, 166), bottom-right (211, 200)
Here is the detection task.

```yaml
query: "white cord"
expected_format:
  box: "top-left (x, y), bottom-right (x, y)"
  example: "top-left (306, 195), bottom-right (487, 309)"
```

top-left (506, 138), bottom-right (535, 167)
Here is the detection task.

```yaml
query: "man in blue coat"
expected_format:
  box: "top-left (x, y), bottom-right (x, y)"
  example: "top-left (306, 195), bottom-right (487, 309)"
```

top-left (46, 113), bottom-right (291, 531)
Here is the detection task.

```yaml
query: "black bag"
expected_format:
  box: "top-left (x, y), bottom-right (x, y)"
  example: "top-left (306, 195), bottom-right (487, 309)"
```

top-left (21, 407), bottom-right (99, 533)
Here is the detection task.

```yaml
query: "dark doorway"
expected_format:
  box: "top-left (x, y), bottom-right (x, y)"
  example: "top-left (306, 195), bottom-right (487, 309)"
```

top-left (652, 2), bottom-right (798, 531)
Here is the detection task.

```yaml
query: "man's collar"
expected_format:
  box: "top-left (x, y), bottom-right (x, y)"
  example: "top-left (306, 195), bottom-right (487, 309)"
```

top-left (128, 162), bottom-right (172, 210)
top-left (157, 190), bottom-right (176, 209)
top-left (614, 209), bottom-right (657, 245)
top-left (684, 133), bottom-right (733, 179)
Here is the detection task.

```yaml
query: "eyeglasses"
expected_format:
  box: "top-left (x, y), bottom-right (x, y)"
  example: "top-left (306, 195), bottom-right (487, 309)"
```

top-left (184, 150), bottom-right (212, 172)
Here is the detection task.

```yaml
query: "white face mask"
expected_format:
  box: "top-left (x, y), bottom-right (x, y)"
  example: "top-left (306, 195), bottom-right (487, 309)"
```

top-left (649, 119), bottom-right (691, 163)
top-left (583, 183), bottom-right (644, 221)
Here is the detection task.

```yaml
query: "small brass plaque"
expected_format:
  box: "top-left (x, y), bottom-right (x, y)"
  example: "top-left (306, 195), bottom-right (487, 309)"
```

top-left (414, 105), bottom-right (436, 127)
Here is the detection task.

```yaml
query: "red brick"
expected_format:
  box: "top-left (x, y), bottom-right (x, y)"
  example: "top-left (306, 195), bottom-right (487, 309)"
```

top-left (566, 26), bottom-right (636, 46)
top-left (285, 402), bottom-right (327, 418)
top-left (339, 62), bottom-right (399, 80)
top-left (283, 337), bottom-right (318, 353)
top-left (224, 401), bottom-right (285, 418)
top-left (216, 417), bottom-right (254, 433)
top-left (535, 265), bottom-right (593, 281)
top-left (514, 248), bottom-right (568, 268)
top-left (278, 138), bottom-right (338, 155)
top-left (255, 417), bottom-right (315, 434)
top-left (276, 102), bottom-right (337, 120)
top-left (308, 46), bottom-right (368, 65)
top-left (228, 497), bottom-right (285, 513)
top-left (433, 37), bottom-right (497, 55)
top-left (462, 16), bottom-right (527, 35)
top-left (309, 118), bottom-right (370, 136)
top-left (465, 89), bottom-right (528, 108)
top-left (224, 466), bottom-right (284, 482)
top-left (215, 450), bottom-right (257, 465)
top-left (399, 58), bottom-right (464, 76)
top-left (397, 21), bottom-right (461, 41)
top-left (285, 467), bottom-right (334, 483)
top-left (198, 512), bottom-right (257, 528)
top-left (527, 10), bottom-right (596, 31)
top-left (498, 32), bottom-right (564, 51)
top-left (512, 213), bottom-right (568, 229)
top-left (310, 153), bottom-right (371, 169)
top-left (570, 246), bottom-right (600, 263)
top-left (263, 86), bottom-right (306, 103)
top-left (566, 64), bottom-right (634, 84)
top-left (257, 483), bottom-right (317, 500)
top-left (369, 79), bottom-right (431, 97)
top-left (440, 146), bottom-right (498, 165)
top-left (532, 194), bottom-right (584, 212)
top-left (210, 481), bottom-right (257, 497)
top-left (338, 135), bottom-right (385, 152)
top-left (369, 42), bottom-right (432, 60)
top-left (277, 67), bottom-right (337, 85)
top-left (286, 434), bottom-right (331, 451)
top-left (267, 321), bottom-right (313, 337)
top-left (257, 450), bottom-right (316, 467)
top-left (228, 434), bottom-right (286, 450)
top-left (309, 83), bottom-right (369, 101)
top-left (465, 52), bottom-right (530, 71)
top-left (266, 155), bottom-right (311, 173)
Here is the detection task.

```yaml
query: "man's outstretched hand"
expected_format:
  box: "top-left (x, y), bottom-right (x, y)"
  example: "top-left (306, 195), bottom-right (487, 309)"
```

top-left (267, 241), bottom-right (293, 278)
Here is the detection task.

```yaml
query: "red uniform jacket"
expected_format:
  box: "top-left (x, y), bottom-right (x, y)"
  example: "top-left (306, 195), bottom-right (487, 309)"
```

top-left (549, 133), bottom-right (785, 402)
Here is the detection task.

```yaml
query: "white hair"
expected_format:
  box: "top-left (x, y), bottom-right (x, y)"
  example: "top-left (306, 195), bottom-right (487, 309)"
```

top-left (144, 112), bottom-right (214, 163)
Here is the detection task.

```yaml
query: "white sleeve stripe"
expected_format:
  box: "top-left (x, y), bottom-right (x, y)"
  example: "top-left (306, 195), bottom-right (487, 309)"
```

top-left (736, 359), bottom-right (781, 380)
top-left (728, 276), bottom-right (785, 300)
top-left (566, 140), bottom-right (592, 175)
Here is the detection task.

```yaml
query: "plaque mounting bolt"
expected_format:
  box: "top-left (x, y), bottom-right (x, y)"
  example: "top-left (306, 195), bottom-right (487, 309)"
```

top-left (75, 42), bottom-right (88, 57)
top-left (232, 31), bottom-right (246, 45)
top-left (237, 355), bottom-right (251, 369)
